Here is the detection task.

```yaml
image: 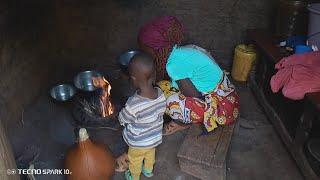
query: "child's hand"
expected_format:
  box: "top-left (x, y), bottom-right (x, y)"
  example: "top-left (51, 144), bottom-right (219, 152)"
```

top-left (157, 80), bottom-right (179, 98)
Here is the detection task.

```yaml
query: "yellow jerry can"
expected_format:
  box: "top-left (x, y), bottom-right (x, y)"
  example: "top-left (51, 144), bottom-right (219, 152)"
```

top-left (231, 44), bottom-right (257, 82)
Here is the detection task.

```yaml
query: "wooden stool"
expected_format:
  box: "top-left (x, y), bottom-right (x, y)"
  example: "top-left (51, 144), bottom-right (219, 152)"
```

top-left (177, 123), bottom-right (235, 180)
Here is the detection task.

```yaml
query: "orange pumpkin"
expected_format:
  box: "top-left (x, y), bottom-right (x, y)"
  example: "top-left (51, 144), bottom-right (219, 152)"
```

top-left (65, 128), bottom-right (115, 180)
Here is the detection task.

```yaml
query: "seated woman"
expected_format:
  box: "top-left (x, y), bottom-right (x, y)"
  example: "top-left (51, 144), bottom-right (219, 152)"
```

top-left (115, 15), bottom-right (239, 171)
top-left (138, 16), bottom-right (239, 134)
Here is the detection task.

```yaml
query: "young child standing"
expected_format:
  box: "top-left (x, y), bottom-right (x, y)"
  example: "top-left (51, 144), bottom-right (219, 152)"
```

top-left (118, 52), bottom-right (166, 180)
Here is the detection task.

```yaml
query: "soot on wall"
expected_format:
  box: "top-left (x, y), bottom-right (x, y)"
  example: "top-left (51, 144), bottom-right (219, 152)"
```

top-left (0, 0), bottom-right (57, 132)
top-left (52, 0), bottom-right (276, 70)
top-left (0, 0), bottom-right (276, 136)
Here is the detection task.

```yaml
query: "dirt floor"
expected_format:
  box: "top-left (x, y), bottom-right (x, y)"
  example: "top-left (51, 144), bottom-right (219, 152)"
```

top-left (10, 75), bottom-right (304, 180)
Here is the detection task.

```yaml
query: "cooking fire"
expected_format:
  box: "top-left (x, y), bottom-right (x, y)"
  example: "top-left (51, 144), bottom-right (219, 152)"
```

top-left (92, 76), bottom-right (114, 117)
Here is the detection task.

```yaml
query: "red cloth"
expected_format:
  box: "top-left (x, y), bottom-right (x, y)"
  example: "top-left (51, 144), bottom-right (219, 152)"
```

top-left (138, 16), bottom-right (184, 80)
top-left (138, 16), bottom-right (184, 50)
top-left (185, 97), bottom-right (205, 124)
top-left (215, 91), bottom-right (240, 125)
top-left (270, 51), bottom-right (320, 100)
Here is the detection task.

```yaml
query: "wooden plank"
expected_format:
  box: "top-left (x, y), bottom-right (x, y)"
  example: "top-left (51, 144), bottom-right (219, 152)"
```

top-left (179, 158), bottom-right (226, 180)
top-left (177, 122), bottom-right (235, 180)
top-left (249, 75), bottom-right (319, 180)
top-left (0, 121), bottom-right (20, 180)
top-left (247, 29), bottom-right (285, 63)
top-left (249, 75), bottom-right (294, 145)
top-left (177, 124), bottom-right (223, 166)
top-left (212, 123), bottom-right (236, 168)
top-left (306, 92), bottom-right (320, 111)
top-left (179, 158), bottom-right (210, 179)
top-left (248, 29), bottom-right (320, 112)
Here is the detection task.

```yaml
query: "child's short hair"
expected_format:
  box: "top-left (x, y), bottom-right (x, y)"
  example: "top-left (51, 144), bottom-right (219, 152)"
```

top-left (129, 52), bottom-right (154, 78)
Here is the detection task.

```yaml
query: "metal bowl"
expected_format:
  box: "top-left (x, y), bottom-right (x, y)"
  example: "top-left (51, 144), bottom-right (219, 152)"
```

top-left (74, 70), bottom-right (102, 91)
top-left (50, 84), bottom-right (76, 101)
top-left (118, 50), bottom-right (141, 67)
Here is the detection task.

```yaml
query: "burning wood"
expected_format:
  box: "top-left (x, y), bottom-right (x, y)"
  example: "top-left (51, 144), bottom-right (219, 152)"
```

top-left (92, 77), bottom-right (114, 117)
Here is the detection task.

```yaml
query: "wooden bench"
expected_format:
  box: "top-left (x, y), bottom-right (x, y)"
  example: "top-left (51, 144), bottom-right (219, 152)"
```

top-left (177, 123), bottom-right (236, 180)
top-left (248, 29), bottom-right (320, 179)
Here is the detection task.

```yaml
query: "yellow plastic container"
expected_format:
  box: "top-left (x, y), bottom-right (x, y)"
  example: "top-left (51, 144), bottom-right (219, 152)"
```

top-left (231, 44), bottom-right (257, 82)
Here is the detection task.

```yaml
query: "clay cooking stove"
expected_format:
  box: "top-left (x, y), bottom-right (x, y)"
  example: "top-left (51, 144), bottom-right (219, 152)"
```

top-left (72, 76), bottom-right (120, 128)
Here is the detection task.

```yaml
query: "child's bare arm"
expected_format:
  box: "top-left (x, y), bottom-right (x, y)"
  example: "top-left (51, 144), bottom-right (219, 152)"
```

top-left (176, 78), bottom-right (201, 97)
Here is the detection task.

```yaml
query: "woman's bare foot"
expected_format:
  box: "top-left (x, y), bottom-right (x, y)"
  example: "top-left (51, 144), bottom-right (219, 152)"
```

top-left (115, 153), bottom-right (129, 172)
top-left (163, 121), bottom-right (190, 136)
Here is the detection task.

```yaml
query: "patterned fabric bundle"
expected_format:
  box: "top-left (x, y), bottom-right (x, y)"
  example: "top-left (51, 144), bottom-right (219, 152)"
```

top-left (163, 74), bottom-right (240, 132)
top-left (138, 16), bottom-right (184, 80)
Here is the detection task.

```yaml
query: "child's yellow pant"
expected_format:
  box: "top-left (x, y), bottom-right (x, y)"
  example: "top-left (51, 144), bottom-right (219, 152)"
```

top-left (128, 147), bottom-right (155, 180)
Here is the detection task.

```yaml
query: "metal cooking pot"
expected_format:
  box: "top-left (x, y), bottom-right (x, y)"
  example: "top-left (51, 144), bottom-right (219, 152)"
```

top-left (50, 84), bottom-right (76, 101)
top-left (74, 70), bottom-right (102, 92)
top-left (118, 50), bottom-right (141, 72)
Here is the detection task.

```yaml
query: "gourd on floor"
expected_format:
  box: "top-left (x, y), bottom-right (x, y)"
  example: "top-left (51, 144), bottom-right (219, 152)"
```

top-left (64, 128), bottom-right (115, 180)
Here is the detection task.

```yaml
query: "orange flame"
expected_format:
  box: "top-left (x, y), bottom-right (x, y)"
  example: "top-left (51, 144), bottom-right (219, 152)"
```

top-left (92, 76), bottom-right (114, 117)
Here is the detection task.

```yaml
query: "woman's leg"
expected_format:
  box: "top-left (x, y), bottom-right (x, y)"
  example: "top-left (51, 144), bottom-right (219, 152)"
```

top-left (202, 88), bottom-right (240, 132)
top-left (216, 91), bottom-right (240, 125)
top-left (157, 81), bottom-right (205, 135)
top-left (163, 93), bottom-right (205, 135)
top-left (163, 121), bottom-right (190, 136)
top-left (163, 93), bottom-right (190, 135)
